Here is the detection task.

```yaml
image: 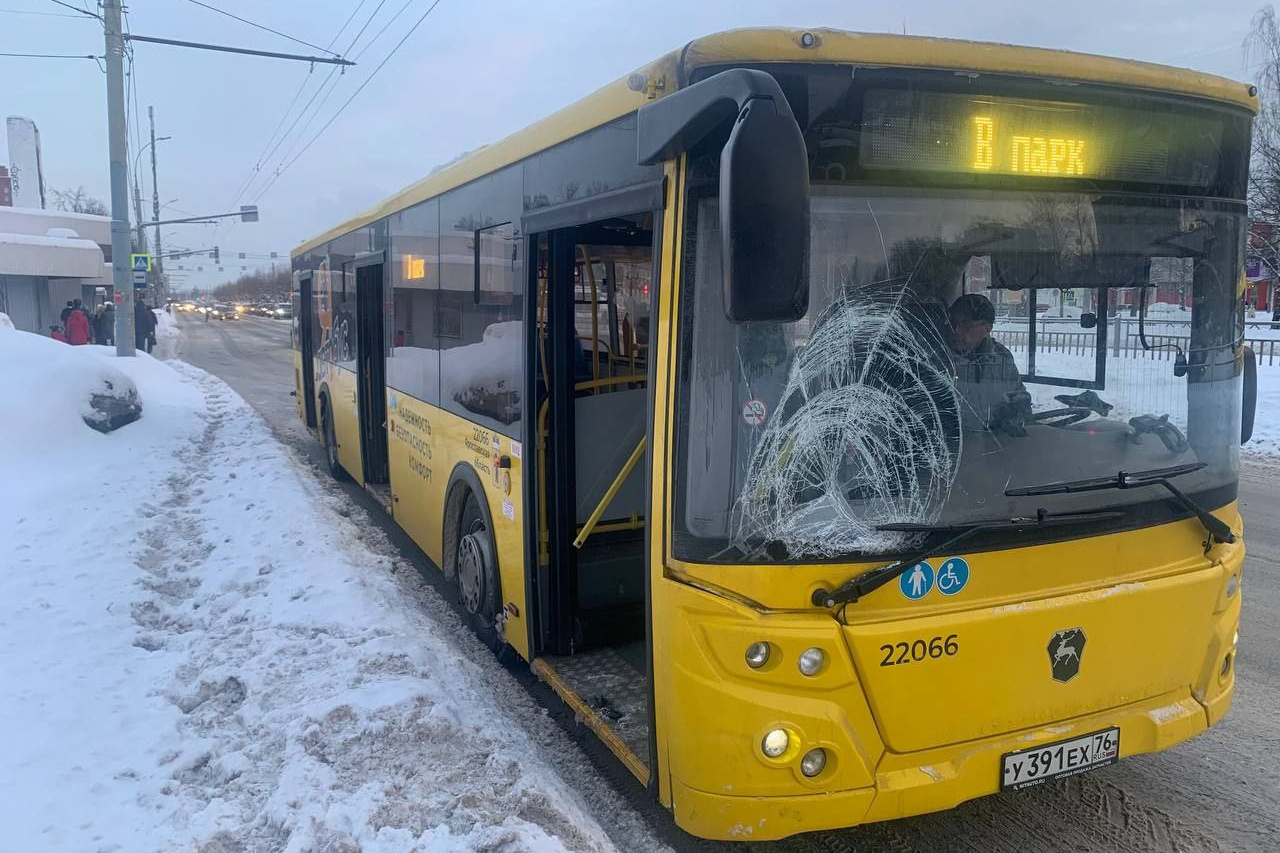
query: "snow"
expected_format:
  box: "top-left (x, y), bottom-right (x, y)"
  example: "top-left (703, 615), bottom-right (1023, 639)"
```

top-left (0, 325), bottom-right (141, 442)
top-left (0, 311), bottom-right (14, 330)
top-left (0, 335), bottom-right (621, 851)
top-left (154, 307), bottom-right (179, 342)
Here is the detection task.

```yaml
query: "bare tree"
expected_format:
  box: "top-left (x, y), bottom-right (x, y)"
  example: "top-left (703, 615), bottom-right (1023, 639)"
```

top-left (1246, 7), bottom-right (1280, 313)
top-left (212, 267), bottom-right (291, 301)
top-left (49, 185), bottom-right (108, 216)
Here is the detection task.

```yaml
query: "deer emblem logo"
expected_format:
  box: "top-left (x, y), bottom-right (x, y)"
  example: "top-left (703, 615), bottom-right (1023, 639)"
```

top-left (1048, 628), bottom-right (1086, 682)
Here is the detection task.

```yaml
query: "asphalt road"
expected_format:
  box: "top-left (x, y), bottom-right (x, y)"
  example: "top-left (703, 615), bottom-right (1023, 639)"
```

top-left (175, 312), bottom-right (1280, 853)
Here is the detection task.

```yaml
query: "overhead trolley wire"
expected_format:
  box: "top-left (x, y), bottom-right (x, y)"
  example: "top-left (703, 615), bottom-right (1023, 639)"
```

top-left (183, 0), bottom-right (343, 58)
top-left (251, 0), bottom-right (447, 204)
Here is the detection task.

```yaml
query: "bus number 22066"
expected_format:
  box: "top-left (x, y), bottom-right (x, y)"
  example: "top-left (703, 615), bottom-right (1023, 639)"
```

top-left (879, 634), bottom-right (959, 667)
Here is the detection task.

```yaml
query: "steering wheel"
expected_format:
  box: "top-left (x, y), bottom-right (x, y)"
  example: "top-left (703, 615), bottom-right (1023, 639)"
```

top-left (1029, 406), bottom-right (1096, 428)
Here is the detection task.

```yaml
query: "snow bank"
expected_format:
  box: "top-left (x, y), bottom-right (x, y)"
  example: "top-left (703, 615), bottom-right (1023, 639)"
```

top-left (0, 311), bottom-right (14, 330)
top-left (0, 356), bottom-right (621, 852)
top-left (0, 325), bottom-right (145, 442)
top-left (153, 307), bottom-right (178, 341)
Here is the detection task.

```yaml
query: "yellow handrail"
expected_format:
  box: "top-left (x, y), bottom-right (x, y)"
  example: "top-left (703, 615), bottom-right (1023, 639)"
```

top-left (573, 435), bottom-right (646, 549)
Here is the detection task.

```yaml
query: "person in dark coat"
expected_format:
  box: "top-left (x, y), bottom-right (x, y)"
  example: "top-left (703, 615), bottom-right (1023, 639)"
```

top-left (95, 303), bottom-right (115, 345)
top-left (60, 301), bottom-right (74, 325)
top-left (134, 300), bottom-right (157, 353)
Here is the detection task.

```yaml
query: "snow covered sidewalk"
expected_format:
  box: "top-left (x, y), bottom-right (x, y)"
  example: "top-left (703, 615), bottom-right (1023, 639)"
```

top-left (0, 346), bottom-right (625, 853)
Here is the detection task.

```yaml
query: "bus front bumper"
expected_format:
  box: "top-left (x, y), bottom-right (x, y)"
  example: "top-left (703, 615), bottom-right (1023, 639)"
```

top-left (672, 684), bottom-right (1230, 841)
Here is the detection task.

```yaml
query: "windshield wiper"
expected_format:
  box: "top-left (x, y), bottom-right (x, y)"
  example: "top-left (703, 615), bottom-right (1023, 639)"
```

top-left (1005, 462), bottom-right (1235, 545)
top-left (811, 508), bottom-right (1127, 608)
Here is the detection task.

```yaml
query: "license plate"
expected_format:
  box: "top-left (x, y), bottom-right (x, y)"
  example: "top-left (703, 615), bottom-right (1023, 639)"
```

top-left (1001, 727), bottom-right (1119, 791)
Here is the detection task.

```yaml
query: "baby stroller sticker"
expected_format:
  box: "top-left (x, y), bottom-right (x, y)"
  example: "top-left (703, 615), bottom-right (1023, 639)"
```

top-left (1048, 628), bottom-right (1086, 682)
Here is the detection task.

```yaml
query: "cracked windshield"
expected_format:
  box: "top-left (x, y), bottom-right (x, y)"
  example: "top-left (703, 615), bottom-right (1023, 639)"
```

top-left (680, 189), bottom-right (1244, 560)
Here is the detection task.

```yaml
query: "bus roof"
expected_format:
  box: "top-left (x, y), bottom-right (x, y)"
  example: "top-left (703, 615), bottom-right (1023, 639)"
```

top-left (293, 27), bottom-right (1257, 258)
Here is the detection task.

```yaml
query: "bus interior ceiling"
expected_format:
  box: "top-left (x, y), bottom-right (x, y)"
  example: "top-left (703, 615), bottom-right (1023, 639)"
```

top-left (538, 213), bottom-right (654, 768)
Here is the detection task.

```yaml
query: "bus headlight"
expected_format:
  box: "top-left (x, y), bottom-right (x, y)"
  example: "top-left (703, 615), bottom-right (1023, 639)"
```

top-left (745, 642), bottom-right (771, 669)
top-left (800, 747), bottom-right (827, 777)
top-left (761, 728), bottom-right (789, 758)
top-left (797, 647), bottom-right (825, 676)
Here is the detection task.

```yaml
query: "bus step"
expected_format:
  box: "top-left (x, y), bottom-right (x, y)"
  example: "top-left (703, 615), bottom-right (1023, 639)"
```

top-left (532, 645), bottom-right (649, 784)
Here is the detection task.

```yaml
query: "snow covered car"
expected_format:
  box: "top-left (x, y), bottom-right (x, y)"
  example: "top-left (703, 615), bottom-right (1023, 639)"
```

top-left (0, 315), bottom-right (142, 433)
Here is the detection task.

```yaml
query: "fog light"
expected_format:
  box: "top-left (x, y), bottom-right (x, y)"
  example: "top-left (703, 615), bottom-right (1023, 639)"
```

top-left (745, 642), bottom-right (771, 669)
top-left (761, 728), bottom-right (789, 758)
top-left (800, 747), bottom-right (827, 777)
top-left (1221, 652), bottom-right (1233, 677)
top-left (1226, 573), bottom-right (1239, 597)
top-left (797, 647), bottom-right (826, 676)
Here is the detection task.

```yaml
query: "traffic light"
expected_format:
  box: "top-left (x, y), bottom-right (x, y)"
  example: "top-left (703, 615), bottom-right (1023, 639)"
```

top-left (211, 246), bottom-right (220, 263)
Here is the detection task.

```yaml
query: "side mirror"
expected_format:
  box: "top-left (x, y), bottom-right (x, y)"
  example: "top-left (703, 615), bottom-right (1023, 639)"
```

top-left (637, 68), bottom-right (810, 324)
top-left (1242, 345), bottom-right (1257, 444)
top-left (1079, 312), bottom-right (1097, 329)
top-left (720, 99), bottom-right (810, 323)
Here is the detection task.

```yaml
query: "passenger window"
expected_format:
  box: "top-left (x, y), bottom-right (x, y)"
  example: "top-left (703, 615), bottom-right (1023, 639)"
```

top-left (389, 199), bottom-right (440, 405)
top-left (439, 216), bottom-right (523, 435)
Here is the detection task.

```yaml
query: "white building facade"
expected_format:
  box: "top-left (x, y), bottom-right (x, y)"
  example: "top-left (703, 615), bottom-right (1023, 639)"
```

top-left (0, 206), bottom-right (112, 335)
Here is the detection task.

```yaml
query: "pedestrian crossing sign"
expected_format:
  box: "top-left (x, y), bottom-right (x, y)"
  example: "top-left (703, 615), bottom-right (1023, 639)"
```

top-left (131, 253), bottom-right (151, 272)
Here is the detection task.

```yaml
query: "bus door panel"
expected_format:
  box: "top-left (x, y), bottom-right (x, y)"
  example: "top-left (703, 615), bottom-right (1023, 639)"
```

top-left (355, 259), bottom-right (389, 485)
top-left (297, 275), bottom-right (317, 428)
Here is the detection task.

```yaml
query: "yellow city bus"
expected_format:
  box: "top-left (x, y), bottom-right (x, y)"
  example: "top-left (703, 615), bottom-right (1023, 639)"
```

top-left (291, 28), bottom-right (1258, 840)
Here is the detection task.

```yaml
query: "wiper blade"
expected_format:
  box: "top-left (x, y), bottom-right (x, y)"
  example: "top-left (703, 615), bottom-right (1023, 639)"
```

top-left (1005, 462), bottom-right (1205, 497)
top-left (1005, 462), bottom-right (1235, 545)
top-left (811, 508), bottom-right (1127, 609)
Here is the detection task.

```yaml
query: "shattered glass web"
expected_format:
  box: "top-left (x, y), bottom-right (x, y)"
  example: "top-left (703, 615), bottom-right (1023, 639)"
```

top-left (732, 287), bottom-right (963, 558)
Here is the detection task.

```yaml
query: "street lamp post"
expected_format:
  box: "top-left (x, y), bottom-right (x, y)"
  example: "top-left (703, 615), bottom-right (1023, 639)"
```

top-left (131, 133), bottom-right (170, 298)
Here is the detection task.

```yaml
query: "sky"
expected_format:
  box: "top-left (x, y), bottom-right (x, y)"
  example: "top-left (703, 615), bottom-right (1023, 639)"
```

top-left (0, 0), bottom-right (1273, 293)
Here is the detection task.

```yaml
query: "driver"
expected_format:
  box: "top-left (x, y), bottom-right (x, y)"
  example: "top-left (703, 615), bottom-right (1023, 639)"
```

top-left (948, 294), bottom-right (1027, 432)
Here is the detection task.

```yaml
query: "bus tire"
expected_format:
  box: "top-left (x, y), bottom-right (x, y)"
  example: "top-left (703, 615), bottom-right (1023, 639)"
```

top-left (319, 393), bottom-right (348, 482)
top-left (451, 485), bottom-right (502, 648)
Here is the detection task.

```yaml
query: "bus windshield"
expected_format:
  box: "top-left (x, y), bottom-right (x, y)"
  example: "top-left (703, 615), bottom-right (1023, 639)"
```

top-left (674, 187), bottom-right (1245, 563)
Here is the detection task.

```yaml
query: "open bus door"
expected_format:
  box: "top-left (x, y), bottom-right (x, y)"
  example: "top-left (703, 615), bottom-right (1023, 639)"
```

top-left (523, 180), bottom-right (664, 788)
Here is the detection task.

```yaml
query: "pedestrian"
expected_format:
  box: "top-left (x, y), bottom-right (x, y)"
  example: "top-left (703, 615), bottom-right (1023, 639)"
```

top-left (49, 325), bottom-right (67, 343)
top-left (60, 300), bottom-right (74, 325)
top-left (92, 304), bottom-right (105, 344)
top-left (71, 298), bottom-right (92, 341)
top-left (96, 302), bottom-right (115, 345)
top-left (64, 303), bottom-right (91, 345)
top-left (134, 299), bottom-right (157, 353)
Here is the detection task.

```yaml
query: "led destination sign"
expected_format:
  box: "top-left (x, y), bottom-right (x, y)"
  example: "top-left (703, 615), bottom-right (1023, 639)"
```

top-left (859, 88), bottom-right (1224, 187)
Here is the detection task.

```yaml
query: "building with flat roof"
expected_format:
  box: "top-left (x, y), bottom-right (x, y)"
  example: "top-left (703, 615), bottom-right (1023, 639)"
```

top-left (0, 205), bottom-right (112, 335)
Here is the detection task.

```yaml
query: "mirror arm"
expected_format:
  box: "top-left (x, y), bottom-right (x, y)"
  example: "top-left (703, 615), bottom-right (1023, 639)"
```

top-left (636, 68), bottom-right (795, 165)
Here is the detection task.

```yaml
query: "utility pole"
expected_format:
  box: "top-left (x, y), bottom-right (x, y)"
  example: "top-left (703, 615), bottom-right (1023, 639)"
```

top-left (90, 4), bottom-right (355, 356)
top-left (104, 0), bottom-right (135, 357)
top-left (149, 105), bottom-right (163, 304)
top-left (132, 177), bottom-right (147, 254)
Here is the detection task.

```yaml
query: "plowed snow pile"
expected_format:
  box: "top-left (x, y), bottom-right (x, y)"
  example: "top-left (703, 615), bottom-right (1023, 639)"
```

top-left (0, 345), bottom-right (618, 852)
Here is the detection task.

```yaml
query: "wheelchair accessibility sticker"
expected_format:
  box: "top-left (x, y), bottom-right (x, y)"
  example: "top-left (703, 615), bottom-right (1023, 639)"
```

top-left (899, 557), bottom-right (970, 600)
top-left (936, 557), bottom-right (970, 596)
top-left (899, 561), bottom-right (934, 600)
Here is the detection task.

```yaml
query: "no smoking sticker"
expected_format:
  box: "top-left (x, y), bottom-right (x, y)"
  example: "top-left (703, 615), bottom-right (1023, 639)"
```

top-left (742, 398), bottom-right (768, 428)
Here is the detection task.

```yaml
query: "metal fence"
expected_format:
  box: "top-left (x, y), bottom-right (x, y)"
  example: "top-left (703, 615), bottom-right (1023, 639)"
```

top-left (995, 319), bottom-right (1280, 366)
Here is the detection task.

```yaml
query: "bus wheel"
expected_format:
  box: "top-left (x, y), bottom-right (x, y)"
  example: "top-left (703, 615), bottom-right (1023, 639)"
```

top-left (456, 489), bottom-right (501, 645)
top-left (320, 395), bottom-right (348, 482)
